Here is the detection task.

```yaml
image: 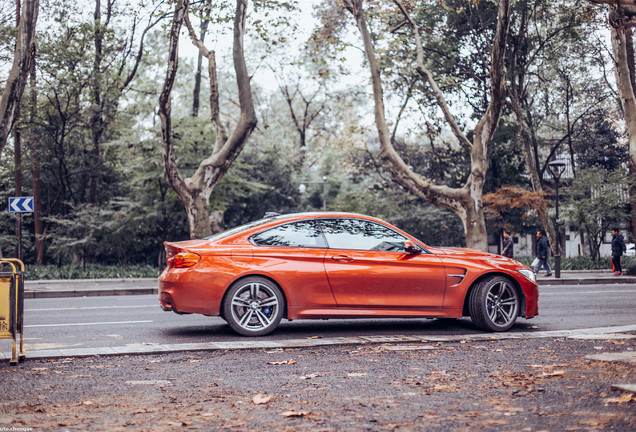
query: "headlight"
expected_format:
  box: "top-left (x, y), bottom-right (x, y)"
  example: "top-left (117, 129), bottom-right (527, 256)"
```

top-left (518, 269), bottom-right (536, 283)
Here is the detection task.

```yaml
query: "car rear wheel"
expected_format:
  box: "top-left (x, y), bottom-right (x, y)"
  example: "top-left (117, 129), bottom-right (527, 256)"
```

top-left (469, 276), bottom-right (519, 332)
top-left (223, 277), bottom-right (284, 336)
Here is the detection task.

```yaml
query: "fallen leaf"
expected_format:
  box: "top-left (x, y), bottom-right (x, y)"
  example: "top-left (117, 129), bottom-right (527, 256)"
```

top-left (606, 393), bottom-right (635, 404)
top-left (267, 360), bottom-right (297, 365)
top-left (280, 410), bottom-right (310, 417)
top-left (300, 373), bottom-right (320, 380)
top-left (219, 421), bottom-right (245, 429)
top-left (541, 370), bottom-right (565, 377)
top-left (252, 392), bottom-right (272, 405)
top-left (82, 401), bottom-right (94, 406)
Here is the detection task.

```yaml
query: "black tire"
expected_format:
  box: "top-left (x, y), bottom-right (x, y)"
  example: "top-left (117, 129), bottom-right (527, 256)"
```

top-left (468, 276), bottom-right (519, 332)
top-left (223, 276), bottom-right (284, 336)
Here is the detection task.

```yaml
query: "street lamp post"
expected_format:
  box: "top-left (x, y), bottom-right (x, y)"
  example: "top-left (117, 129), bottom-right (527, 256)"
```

top-left (298, 176), bottom-right (327, 211)
top-left (548, 161), bottom-right (566, 279)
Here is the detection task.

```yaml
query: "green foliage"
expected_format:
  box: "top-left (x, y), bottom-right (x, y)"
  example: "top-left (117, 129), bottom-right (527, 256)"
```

top-left (0, 0), bottom-right (631, 270)
top-left (562, 168), bottom-right (631, 259)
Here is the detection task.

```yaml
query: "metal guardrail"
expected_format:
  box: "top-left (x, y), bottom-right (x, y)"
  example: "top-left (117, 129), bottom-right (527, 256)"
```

top-left (0, 259), bottom-right (25, 365)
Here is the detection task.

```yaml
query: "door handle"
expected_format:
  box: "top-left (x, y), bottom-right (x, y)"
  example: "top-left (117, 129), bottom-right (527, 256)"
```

top-left (331, 255), bottom-right (353, 262)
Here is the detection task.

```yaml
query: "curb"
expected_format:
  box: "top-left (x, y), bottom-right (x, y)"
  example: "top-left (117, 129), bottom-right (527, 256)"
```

top-left (538, 277), bottom-right (636, 286)
top-left (23, 288), bottom-right (158, 299)
top-left (3, 324), bottom-right (636, 363)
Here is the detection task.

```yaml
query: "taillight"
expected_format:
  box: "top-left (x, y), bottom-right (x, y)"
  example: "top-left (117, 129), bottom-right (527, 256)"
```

top-left (168, 252), bottom-right (201, 268)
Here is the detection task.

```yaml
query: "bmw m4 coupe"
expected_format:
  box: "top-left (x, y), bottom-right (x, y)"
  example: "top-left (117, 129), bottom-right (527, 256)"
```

top-left (159, 212), bottom-right (538, 336)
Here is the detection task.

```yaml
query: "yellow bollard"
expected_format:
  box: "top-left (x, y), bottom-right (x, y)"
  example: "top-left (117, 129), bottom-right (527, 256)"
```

top-left (0, 259), bottom-right (24, 365)
top-left (3, 259), bottom-right (25, 360)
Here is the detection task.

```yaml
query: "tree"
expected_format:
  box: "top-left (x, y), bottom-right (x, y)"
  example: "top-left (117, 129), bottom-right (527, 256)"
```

top-left (508, 0), bottom-right (615, 252)
top-left (589, 0), bottom-right (636, 239)
top-left (341, 0), bottom-right (511, 250)
top-left (159, 0), bottom-right (257, 239)
top-left (0, 0), bottom-right (38, 154)
top-left (88, 0), bottom-right (163, 203)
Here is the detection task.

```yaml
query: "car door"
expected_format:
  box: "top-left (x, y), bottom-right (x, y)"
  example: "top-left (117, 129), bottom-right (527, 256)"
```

top-left (250, 220), bottom-right (336, 309)
top-left (320, 218), bottom-right (447, 310)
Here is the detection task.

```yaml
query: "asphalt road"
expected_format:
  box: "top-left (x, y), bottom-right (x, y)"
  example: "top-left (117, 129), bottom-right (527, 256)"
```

top-left (4, 282), bottom-right (635, 353)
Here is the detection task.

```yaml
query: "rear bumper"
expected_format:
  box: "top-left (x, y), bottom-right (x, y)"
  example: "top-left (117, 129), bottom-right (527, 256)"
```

top-left (158, 268), bottom-right (230, 316)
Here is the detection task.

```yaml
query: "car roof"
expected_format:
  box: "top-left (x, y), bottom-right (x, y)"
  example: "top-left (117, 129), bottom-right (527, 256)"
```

top-left (206, 212), bottom-right (399, 243)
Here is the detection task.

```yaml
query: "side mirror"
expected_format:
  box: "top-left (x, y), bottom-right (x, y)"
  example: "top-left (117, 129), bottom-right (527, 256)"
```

top-left (404, 240), bottom-right (422, 254)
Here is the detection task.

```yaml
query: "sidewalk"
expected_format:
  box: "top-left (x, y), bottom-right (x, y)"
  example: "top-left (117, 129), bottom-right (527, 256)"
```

top-left (534, 269), bottom-right (636, 286)
top-left (21, 270), bottom-right (636, 299)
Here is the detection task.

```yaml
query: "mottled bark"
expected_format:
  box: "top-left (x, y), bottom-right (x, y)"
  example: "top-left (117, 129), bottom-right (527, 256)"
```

top-left (0, 0), bottom-right (38, 153)
top-left (611, 22), bottom-right (636, 239)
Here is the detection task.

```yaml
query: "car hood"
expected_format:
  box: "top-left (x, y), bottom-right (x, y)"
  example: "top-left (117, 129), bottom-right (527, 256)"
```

top-left (430, 246), bottom-right (526, 269)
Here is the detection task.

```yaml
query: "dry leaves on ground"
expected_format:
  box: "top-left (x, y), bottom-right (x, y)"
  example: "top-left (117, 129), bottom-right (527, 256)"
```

top-left (252, 392), bottom-right (272, 405)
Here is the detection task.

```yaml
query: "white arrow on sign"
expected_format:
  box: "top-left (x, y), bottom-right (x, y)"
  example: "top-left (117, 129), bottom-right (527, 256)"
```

top-left (8, 197), bottom-right (34, 213)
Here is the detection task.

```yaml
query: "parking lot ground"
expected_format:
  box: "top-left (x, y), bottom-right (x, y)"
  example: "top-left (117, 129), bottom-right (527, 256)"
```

top-left (1, 334), bottom-right (635, 431)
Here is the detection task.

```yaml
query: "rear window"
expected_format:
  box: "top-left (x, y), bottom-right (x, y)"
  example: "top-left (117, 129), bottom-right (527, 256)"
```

top-left (251, 221), bottom-right (326, 248)
top-left (204, 218), bottom-right (274, 241)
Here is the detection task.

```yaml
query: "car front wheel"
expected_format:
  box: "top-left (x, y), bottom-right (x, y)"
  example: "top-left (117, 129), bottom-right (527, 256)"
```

top-left (469, 276), bottom-right (520, 332)
top-left (223, 277), bottom-right (284, 336)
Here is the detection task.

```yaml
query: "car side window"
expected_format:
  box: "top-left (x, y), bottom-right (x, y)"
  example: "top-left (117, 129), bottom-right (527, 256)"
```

top-left (250, 221), bottom-right (326, 248)
top-left (320, 219), bottom-right (408, 252)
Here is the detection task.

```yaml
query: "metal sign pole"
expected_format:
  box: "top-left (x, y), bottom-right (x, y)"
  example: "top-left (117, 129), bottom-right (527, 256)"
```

top-left (17, 213), bottom-right (22, 262)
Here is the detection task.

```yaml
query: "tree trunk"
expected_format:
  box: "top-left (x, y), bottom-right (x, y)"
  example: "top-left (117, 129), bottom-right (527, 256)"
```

top-left (89, 0), bottom-right (104, 204)
top-left (610, 19), bottom-right (636, 241)
top-left (508, 94), bottom-right (558, 253)
top-left (160, 0), bottom-right (257, 239)
top-left (0, 0), bottom-right (38, 154)
top-left (29, 45), bottom-right (44, 264)
top-left (343, 0), bottom-right (510, 250)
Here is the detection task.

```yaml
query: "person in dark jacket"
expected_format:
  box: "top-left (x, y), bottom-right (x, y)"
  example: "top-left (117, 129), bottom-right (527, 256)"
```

top-left (502, 231), bottom-right (514, 258)
top-left (611, 228), bottom-right (627, 275)
top-left (534, 231), bottom-right (552, 276)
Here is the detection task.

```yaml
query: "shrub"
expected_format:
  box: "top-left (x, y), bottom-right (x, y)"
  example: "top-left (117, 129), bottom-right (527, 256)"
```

top-left (24, 264), bottom-right (160, 280)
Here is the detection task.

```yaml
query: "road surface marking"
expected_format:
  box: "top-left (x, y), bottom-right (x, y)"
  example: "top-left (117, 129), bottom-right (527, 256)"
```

top-left (25, 320), bottom-right (153, 328)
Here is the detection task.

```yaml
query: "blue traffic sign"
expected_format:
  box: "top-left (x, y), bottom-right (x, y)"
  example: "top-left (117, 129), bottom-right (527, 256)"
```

top-left (8, 197), bottom-right (34, 213)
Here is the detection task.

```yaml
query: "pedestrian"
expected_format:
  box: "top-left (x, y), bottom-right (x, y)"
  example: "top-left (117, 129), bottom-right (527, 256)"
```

top-left (534, 231), bottom-right (552, 276)
top-left (611, 228), bottom-right (627, 276)
top-left (502, 231), bottom-right (514, 258)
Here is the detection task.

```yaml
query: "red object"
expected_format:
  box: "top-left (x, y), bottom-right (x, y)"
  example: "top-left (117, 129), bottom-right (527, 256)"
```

top-left (159, 213), bottom-right (539, 336)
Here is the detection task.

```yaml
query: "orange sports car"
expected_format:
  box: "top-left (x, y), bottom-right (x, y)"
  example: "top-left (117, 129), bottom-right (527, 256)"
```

top-left (159, 212), bottom-right (538, 336)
